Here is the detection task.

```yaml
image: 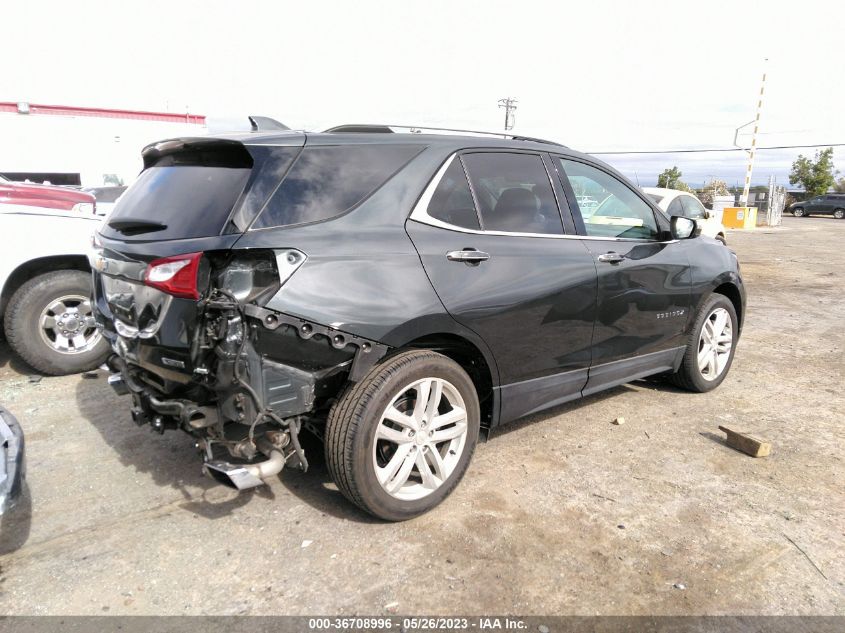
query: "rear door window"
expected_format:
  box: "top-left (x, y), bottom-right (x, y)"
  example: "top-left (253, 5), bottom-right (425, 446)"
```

top-left (252, 145), bottom-right (422, 229)
top-left (461, 152), bottom-right (563, 234)
top-left (426, 158), bottom-right (480, 230)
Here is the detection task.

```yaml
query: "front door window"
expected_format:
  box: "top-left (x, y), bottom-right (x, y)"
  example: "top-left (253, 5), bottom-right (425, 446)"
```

top-left (555, 158), bottom-right (659, 240)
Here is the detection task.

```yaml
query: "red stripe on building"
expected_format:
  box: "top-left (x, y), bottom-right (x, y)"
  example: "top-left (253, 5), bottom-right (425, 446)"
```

top-left (0, 102), bottom-right (206, 125)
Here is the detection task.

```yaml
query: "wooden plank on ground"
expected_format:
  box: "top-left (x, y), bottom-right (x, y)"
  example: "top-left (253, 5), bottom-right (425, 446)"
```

top-left (718, 425), bottom-right (772, 457)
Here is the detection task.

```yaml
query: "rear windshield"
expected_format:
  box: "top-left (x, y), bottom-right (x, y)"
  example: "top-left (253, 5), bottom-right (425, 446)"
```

top-left (251, 145), bottom-right (422, 230)
top-left (100, 165), bottom-right (250, 241)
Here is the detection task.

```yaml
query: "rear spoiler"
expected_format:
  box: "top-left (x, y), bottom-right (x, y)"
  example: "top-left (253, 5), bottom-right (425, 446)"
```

top-left (141, 138), bottom-right (253, 169)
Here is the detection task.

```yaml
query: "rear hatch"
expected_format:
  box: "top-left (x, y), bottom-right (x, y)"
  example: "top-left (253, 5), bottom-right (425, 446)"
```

top-left (94, 135), bottom-right (305, 380)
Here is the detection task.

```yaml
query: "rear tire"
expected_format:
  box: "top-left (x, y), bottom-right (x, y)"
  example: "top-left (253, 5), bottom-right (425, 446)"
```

top-left (669, 294), bottom-right (738, 393)
top-left (325, 350), bottom-right (480, 521)
top-left (4, 270), bottom-right (109, 375)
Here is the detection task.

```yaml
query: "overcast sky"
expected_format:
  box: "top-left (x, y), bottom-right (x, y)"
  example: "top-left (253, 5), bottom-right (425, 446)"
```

top-left (4, 0), bottom-right (843, 187)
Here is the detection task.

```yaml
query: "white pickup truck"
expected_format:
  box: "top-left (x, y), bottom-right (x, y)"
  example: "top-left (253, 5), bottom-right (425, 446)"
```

top-left (0, 203), bottom-right (109, 374)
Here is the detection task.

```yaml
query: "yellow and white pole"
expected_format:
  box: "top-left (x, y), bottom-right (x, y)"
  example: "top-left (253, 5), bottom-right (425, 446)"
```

top-left (740, 62), bottom-right (767, 206)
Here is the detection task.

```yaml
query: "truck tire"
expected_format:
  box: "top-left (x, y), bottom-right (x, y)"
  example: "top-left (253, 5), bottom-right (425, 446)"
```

top-left (325, 350), bottom-right (480, 521)
top-left (4, 270), bottom-right (109, 375)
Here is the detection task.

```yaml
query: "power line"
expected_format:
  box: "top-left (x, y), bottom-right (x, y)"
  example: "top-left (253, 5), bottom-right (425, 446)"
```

top-left (590, 143), bottom-right (845, 155)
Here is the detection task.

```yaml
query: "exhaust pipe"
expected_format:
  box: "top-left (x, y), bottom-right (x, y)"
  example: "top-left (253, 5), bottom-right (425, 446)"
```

top-left (203, 441), bottom-right (285, 491)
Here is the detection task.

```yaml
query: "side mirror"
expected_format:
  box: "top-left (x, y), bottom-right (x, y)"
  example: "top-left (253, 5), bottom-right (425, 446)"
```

top-left (671, 215), bottom-right (698, 239)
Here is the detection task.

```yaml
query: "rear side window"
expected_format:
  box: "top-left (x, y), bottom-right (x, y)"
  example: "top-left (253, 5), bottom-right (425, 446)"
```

top-left (101, 165), bottom-right (251, 241)
top-left (252, 145), bottom-right (422, 229)
top-left (427, 158), bottom-right (480, 229)
top-left (461, 152), bottom-right (563, 234)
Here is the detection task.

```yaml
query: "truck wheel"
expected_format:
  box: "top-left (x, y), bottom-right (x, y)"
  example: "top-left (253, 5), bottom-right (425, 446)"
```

top-left (4, 270), bottom-right (109, 375)
top-left (669, 294), bottom-right (738, 393)
top-left (325, 350), bottom-right (480, 521)
top-left (834, 209), bottom-right (844, 219)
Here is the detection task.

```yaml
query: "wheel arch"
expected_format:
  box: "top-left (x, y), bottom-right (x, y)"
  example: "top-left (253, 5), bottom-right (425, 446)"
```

top-left (1, 255), bottom-right (91, 320)
top-left (712, 281), bottom-right (744, 333)
top-left (399, 331), bottom-right (498, 432)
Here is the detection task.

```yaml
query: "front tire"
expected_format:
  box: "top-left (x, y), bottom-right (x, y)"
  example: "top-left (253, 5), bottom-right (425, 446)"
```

top-left (834, 208), bottom-right (844, 219)
top-left (325, 350), bottom-right (480, 521)
top-left (4, 270), bottom-right (109, 375)
top-left (670, 294), bottom-right (738, 393)
top-left (792, 207), bottom-right (806, 217)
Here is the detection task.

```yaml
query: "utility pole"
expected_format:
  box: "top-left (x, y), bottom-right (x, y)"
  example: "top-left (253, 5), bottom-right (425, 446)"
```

top-left (498, 97), bottom-right (518, 132)
top-left (735, 60), bottom-right (768, 206)
top-left (707, 174), bottom-right (717, 208)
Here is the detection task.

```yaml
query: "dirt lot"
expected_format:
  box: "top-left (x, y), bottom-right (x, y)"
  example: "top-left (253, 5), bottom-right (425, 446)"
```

top-left (0, 216), bottom-right (843, 616)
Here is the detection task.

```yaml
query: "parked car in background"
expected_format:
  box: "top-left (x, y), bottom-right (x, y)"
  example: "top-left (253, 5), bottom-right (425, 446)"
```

top-left (0, 203), bottom-right (109, 374)
top-left (788, 194), bottom-right (845, 218)
top-left (82, 186), bottom-right (127, 216)
top-left (643, 187), bottom-right (727, 244)
top-left (92, 128), bottom-right (746, 521)
top-left (0, 175), bottom-right (96, 214)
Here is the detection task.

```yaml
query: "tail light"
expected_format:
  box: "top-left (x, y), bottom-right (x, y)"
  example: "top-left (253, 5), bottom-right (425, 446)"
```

top-left (144, 252), bottom-right (203, 299)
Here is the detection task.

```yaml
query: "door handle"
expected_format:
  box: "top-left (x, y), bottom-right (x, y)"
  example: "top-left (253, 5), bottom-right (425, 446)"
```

top-left (597, 251), bottom-right (625, 264)
top-left (446, 249), bottom-right (490, 264)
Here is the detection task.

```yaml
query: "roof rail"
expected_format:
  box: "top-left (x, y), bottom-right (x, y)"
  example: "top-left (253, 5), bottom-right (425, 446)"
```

top-left (323, 124), bottom-right (565, 147)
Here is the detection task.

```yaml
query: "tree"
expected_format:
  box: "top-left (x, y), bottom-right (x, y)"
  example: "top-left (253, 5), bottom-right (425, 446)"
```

top-left (657, 166), bottom-right (690, 190)
top-left (699, 178), bottom-right (730, 208)
top-left (833, 176), bottom-right (845, 193)
top-left (788, 148), bottom-right (837, 197)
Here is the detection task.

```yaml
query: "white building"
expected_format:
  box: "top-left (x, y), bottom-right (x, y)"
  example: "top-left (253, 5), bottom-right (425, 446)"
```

top-left (0, 102), bottom-right (207, 187)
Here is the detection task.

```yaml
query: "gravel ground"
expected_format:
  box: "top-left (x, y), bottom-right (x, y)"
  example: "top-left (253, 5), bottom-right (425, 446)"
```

top-left (0, 215), bottom-right (843, 615)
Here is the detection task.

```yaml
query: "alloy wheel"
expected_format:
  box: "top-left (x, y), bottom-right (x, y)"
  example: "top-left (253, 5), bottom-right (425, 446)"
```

top-left (373, 377), bottom-right (468, 501)
top-left (38, 294), bottom-right (102, 355)
top-left (698, 307), bottom-right (733, 381)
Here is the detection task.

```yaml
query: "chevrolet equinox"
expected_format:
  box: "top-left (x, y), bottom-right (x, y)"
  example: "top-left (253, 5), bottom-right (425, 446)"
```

top-left (92, 125), bottom-right (746, 521)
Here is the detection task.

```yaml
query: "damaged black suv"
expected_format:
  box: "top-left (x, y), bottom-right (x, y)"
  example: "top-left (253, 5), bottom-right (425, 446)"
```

top-left (92, 125), bottom-right (745, 521)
